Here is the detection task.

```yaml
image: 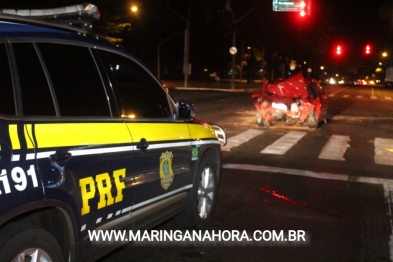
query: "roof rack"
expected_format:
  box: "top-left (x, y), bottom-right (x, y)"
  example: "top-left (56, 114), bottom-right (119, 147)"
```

top-left (0, 3), bottom-right (100, 31)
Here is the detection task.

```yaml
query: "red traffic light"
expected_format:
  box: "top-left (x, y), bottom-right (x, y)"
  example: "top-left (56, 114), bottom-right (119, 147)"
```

top-left (299, 0), bottom-right (312, 16)
top-left (365, 44), bottom-right (371, 54)
top-left (336, 45), bottom-right (342, 55)
top-left (300, 0), bottom-right (306, 16)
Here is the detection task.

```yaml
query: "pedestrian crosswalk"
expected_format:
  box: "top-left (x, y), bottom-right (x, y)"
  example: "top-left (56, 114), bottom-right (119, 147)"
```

top-left (375, 138), bottom-right (393, 165)
top-left (221, 129), bottom-right (264, 152)
top-left (222, 129), bottom-right (393, 166)
top-left (318, 135), bottom-right (350, 161)
top-left (260, 131), bottom-right (306, 155)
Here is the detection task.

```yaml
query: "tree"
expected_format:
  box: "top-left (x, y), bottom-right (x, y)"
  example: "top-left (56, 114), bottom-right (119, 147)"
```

top-left (92, 0), bottom-right (132, 47)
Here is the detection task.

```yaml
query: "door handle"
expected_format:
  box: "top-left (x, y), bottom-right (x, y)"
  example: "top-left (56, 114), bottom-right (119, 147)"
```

top-left (136, 138), bottom-right (149, 152)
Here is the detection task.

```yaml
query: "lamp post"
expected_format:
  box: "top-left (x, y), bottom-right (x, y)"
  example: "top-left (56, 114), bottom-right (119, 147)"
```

top-left (131, 1), bottom-right (190, 87)
top-left (157, 33), bottom-right (183, 79)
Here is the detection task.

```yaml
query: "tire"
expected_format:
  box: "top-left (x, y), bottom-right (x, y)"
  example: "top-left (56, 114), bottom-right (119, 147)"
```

top-left (174, 152), bottom-right (218, 229)
top-left (256, 111), bottom-right (263, 126)
top-left (307, 111), bottom-right (318, 128)
top-left (256, 111), bottom-right (271, 127)
top-left (0, 223), bottom-right (64, 262)
top-left (263, 120), bottom-right (271, 127)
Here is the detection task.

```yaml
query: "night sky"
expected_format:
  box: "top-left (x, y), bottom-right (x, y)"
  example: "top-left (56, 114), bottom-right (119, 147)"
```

top-left (324, 0), bottom-right (390, 49)
top-left (0, 0), bottom-right (390, 45)
top-left (1, 0), bottom-right (392, 78)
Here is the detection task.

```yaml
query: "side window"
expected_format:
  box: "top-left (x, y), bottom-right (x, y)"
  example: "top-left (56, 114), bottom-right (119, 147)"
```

top-left (13, 43), bottom-right (55, 116)
top-left (38, 43), bottom-right (110, 117)
top-left (0, 44), bottom-right (15, 115)
top-left (97, 50), bottom-right (171, 119)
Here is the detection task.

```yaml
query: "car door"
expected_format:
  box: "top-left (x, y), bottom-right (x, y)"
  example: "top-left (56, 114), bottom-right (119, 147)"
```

top-left (310, 82), bottom-right (328, 121)
top-left (0, 42), bottom-right (45, 219)
top-left (307, 81), bottom-right (328, 121)
top-left (97, 50), bottom-right (193, 229)
top-left (317, 83), bottom-right (328, 120)
top-left (11, 42), bottom-right (136, 236)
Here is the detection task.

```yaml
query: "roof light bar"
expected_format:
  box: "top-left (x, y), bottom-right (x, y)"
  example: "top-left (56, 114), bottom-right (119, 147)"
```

top-left (0, 3), bottom-right (100, 30)
top-left (0, 3), bottom-right (99, 21)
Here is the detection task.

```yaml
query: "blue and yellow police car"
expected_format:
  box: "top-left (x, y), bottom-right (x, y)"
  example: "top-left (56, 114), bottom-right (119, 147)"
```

top-left (0, 4), bottom-right (226, 261)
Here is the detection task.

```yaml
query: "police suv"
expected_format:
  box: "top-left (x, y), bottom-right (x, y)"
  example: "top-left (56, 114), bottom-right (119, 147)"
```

top-left (0, 4), bottom-right (226, 261)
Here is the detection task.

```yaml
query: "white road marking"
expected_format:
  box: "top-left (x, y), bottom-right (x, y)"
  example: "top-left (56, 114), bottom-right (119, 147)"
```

top-left (222, 164), bottom-right (393, 192)
top-left (356, 95), bottom-right (363, 98)
top-left (371, 88), bottom-right (377, 99)
top-left (318, 135), bottom-right (350, 161)
top-left (222, 163), bottom-right (393, 260)
top-left (375, 138), bottom-right (393, 166)
top-left (222, 129), bottom-right (264, 151)
top-left (343, 94), bottom-right (350, 98)
top-left (329, 87), bottom-right (350, 95)
top-left (385, 97), bottom-right (392, 100)
top-left (261, 131), bottom-right (306, 155)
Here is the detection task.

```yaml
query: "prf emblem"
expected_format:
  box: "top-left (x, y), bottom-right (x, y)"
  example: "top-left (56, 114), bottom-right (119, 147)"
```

top-left (160, 151), bottom-right (174, 190)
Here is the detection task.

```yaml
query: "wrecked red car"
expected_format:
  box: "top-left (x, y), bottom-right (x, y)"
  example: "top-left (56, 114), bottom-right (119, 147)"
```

top-left (252, 72), bottom-right (328, 128)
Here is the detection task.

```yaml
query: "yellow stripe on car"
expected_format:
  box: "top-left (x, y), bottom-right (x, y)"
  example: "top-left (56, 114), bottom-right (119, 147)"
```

top-left (187, 122), bottom-right (216, 140)
top-left (10, 122), bottom-right (217, 152)
top-left (24, 124), bottom-right (35, 149)
top-left (126, 122), bottom-right (216, 142)
top-left (126, 123), bottom-right (191, 142)
top-left (9, 124), bottom-right (20, 150)
top-left (33, 123), bottom-right (132, 148)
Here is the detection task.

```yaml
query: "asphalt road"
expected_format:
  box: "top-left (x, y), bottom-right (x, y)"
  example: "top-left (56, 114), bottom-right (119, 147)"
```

top-left (99, 84), bottom-right (393, 262)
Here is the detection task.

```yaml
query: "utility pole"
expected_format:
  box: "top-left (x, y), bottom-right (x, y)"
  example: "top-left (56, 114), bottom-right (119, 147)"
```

top-left (131, 1), bottom-right (190, 87)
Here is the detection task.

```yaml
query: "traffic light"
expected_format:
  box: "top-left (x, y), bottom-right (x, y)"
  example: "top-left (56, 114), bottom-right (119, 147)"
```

top-left (299, 0), bottom-right (311, 16)
top-left (365, 44), bottom-right (371, 55)
top-left (336, 45), bottom-right (341, 55)
top-left (300, 0), bottom-right (306, 16)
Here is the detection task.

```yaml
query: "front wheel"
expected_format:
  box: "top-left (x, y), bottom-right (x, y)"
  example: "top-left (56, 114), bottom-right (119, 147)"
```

top-left (256, 111), bottom-right (271, 127)
top-left (256, 111), bottom-right (263, 126)
top-left (174, 151), bottom-right (219, 229)
top-left (0, 223), bottom-right (64, 262)
top-left (307, 111), bottom-right (318, 128)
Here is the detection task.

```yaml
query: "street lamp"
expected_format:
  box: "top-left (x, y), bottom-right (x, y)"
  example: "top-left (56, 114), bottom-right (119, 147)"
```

top-left (131, 1), bottom-right (190, 87)
top-left (382, 51), bottom-right (392, 67)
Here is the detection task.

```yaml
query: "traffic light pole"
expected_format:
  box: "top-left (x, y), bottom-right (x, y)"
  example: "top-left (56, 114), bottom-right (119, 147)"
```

top-left (231, 28), bottom-right (236, 89)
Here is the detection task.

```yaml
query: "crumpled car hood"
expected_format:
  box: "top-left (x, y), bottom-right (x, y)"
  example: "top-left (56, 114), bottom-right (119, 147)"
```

top-left (266, 72), bottom-right (308, 98)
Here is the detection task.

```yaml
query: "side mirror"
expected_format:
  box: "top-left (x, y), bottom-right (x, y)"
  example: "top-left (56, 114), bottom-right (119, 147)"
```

top-left (175, 100), bottom-right (195, 119)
